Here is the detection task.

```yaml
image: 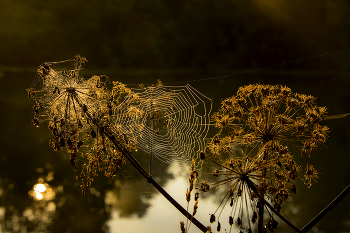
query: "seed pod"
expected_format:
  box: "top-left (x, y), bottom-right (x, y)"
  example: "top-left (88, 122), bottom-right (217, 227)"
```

top-left (237, 216), bottom-right (242, 227)
top-left (194, 192), bottom-right (199, 201)
top-left (91, 129), bottom-right (97, 138)
top-left (32, 118), bottom-right (40, 127)
top-left (251, 211), bottom-right (258, 223)
top-left (290, 184), bottom-right (297, 194)
top-left (77, 140), bottom-right (83, 149)
top-left (180, 221), bottom-right (185, 233)
top-left (210, 214), bottom-right (215, 223)
top-left (229, 216), bottom-right (233, 226)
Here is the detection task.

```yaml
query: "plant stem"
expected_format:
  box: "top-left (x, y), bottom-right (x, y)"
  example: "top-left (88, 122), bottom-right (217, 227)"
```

top-left (78, 101), bottom-right (208, 232)
top-left (258, 196), bottom-right (264, 233)
top-left (104, 126), bottom-right (208, 233)
top-left (301, 184), bottom-right (350, 232)
top-left (244, 177), bottom-right (302, 233)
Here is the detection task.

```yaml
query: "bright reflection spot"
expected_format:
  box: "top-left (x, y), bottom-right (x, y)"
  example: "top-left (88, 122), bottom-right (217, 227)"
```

top-left (35, 191), bottom-right (43, 200)
top-left (34, 183), bottom-right (46, 192)
top-left (29, 182), bottom-right (56, 201)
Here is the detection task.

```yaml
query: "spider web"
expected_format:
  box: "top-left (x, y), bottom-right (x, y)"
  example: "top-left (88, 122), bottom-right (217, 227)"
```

top-left (112, 84), bottom-right (212, 169)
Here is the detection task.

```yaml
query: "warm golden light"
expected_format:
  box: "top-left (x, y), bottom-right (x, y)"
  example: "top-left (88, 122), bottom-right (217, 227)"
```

top-left (35, 191), bottom-right (43, 200)
top-left (34, 183), bottom-right (47, 192)
top-left (29, 182), bottom-right (55, 201)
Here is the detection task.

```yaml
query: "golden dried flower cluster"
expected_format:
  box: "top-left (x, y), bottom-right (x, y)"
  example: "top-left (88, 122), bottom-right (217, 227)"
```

top-left (27, 55), bottom-right (139, 194)
top-left (210, 83), bottom-right (328, 157)
top-left (181, 159), bottom-right (200, 233)
top-left (199, 83), bottom-right (329, 232)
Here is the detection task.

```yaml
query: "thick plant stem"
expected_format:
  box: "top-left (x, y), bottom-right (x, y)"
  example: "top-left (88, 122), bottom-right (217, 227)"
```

top-left (257, 196), bottom-right (264, 233)
top-left (78, 103), bottom-right (208, 233)
top-left (301, 184), bottom-right (350, 232)
top-left (104, 126), bottom-right (208, 233)
top-left (244, 177), bottom-right (303, 233)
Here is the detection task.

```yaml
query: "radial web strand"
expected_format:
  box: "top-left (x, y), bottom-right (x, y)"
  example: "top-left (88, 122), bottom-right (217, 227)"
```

top-left (111, 84), bottom-right (212, 169)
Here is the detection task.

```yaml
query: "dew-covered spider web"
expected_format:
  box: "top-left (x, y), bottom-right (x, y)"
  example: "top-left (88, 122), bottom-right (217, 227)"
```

top-left (111, 84), bottom-right (212, 169)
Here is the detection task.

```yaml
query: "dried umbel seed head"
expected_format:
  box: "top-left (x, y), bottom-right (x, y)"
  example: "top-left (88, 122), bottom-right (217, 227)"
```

top-left (229, 216), bottom-right (233, 226)
top-left (186, 189), bottom-right (191, 202)
top-left (200, 180), bottom-right (210, 192)
top-left (180, 221), bottom-right (185, 233)
top-left (237, 216), bottom-right (242, 226)
top-left (304, 164), bottom-right (319, 188)
top-left (268, 217), bottom-right (278, 232)
top-left (200, 83), bottom-right (329, 230)
top-left (197, 151), bottom-right (303, 231)
top-left (192, 200), bottom-right (199, 216)
top-left (215, 221), bottom-right (221, 231)
top-left (29, 55), bottom-right (113, 139)
top-left (27, 55), bottom-right (141, 190)
top-left (209, 83), bottom-right (329, 158)
top-left (210, 214), bottom-right (216, 223)
top-left (194, 192), bottom-right (199, 201)
top-left (251, 211), bottom-right (258, 223)
top-left (290, 184), bottom-right (297, 194)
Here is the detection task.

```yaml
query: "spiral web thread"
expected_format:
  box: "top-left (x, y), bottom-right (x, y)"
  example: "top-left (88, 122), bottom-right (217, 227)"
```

top-left (29, 56), bottom-right (213, 171)
top-left (31, 58), bottom-right (115, 131)
top-left (112, 84), bottom-right (212, 169)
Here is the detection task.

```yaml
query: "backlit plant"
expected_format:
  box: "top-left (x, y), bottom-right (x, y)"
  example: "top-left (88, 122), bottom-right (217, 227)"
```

top-left (27, 55), bottom-right (139, 194)
top-left (28, 57), bottom-right (349, 233)
top-left (199, 83), bottom-right (329, 232)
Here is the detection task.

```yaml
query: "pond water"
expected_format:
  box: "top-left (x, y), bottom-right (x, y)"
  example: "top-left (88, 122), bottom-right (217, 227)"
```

top-left (0, 69), bottom-right (349, 233)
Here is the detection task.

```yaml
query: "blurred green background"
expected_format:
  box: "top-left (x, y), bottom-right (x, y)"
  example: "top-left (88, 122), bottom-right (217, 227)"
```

top-left (0, 0), bottom-right (350, 233)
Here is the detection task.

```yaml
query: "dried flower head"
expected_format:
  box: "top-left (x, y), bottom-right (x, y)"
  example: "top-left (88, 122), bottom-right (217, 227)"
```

top-left (304, 164), bottom-right (319, 188)
top-left (200, 83), bottom-right (330, 231)
top-left (27, 55), bottom-right (140, 191)
top-left (198, 149), bottom-right (297, 232)
top-left (211, 83), bottom-right (329, 157)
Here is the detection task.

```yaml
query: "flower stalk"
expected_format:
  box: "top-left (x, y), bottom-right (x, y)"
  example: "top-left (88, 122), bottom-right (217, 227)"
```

top-left (79, 94), bottom-right (209, 233)
top-left (301, 184), bottom-right (350, 232)
top-left (244, 176), bottom-right (302, 233)
top-left (27, 55), bottom-right (208, 232)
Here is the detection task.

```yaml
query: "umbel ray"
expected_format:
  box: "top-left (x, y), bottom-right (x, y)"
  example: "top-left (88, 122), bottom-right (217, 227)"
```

top-left (27, 55), bottom-right (350, 233)
top-left (27, 55), bottom-right (210, 232)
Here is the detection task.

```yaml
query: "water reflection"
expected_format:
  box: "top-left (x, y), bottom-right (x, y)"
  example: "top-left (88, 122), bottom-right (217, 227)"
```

top-left (0, 175), bottom-right (58, 232)
top-left (0, 68), bottom-right (174, 232)
top-left (106, 180), bottom-right (151, 218)
top-left (29, 174), bottom-right (56, 201)
top-left (0, 71), bottom-right (349, 232)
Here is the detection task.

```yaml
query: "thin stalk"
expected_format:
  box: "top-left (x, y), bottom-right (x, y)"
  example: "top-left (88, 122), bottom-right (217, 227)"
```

top-left (257, 196), bottom-right (264, 233)
top-left (150, 101), bottom-right (153, 177)
top-left (78, 101), bottom-right (208, 232)
top-left (301, 184), bottom-right (350, 232)
top-left (105, 128), bottom-right (208, 233)
top-left (244, 177), bottom-right (302, 233)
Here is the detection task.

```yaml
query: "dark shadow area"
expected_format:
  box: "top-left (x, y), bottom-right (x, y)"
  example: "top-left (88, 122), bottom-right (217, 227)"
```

top-left (0, 1), bottom-right (350, 232)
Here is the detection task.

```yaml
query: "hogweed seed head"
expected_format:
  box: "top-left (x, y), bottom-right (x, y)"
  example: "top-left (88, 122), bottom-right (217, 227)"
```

top-left (180, 221), bottom-right (186, 233)
top-left (192, 200), bottom-right (199, 216)
top-left (200, 83), bottom-right (329, 231)
top-left (304, 164), bottom-right (319, 188)
top-left (211, 83), bottom-right (328, 157)
top-left (27, 55), bottom-right (141, 189)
